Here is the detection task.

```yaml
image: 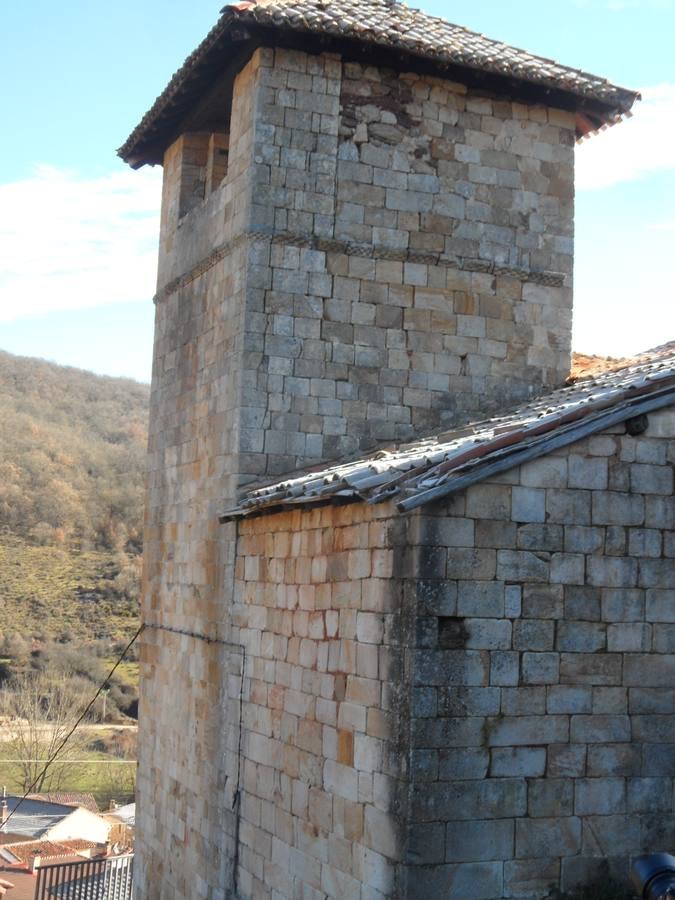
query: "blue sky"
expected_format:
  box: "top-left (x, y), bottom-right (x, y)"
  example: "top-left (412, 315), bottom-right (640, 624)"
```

top-left (1, 0), bottom-right (674, 383)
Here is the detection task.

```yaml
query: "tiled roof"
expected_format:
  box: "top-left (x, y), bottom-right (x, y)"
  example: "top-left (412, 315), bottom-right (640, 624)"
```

top-left (0, 797), bottom-right (74, 840)
top-left (28, 794), bottom-right (99, 815)
top-left (569, 347), bottom-right (671, 380)
top-left (221, 342), bottom-right (675, 520)
top-left (119, 0), bottom-right (639, 166)
top-left (0, 840), bottom-right (100, 866)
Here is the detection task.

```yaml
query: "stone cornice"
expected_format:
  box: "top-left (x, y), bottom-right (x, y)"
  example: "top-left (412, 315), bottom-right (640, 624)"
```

top-left (153, 228), bottom-right (566, 303)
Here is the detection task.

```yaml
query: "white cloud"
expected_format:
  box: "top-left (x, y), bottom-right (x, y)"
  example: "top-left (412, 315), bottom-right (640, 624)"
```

top-left (573, 181), bottom-right (675, 356)
top-left (576, 83), bottom-right (675, 190)
top-left (0, 165), bottom-right (162, 322)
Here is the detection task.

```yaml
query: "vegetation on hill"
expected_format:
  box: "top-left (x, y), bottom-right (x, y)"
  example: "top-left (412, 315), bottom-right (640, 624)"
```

top-left (0, 350), bottom-right (148, 550)
top-left (0, 725), bottom-right (137, 808)
top-left (0, 537), bottom-right (139, 646)
top-left (0, 350), bottom-right (148, 722)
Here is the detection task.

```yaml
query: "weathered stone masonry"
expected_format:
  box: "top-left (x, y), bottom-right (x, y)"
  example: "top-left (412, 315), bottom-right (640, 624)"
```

top-left (232, 503), bottom-right (412, 899)
top-left (153, 46), bottom-right (576, 485)
top-left (232, 410), bottom-right (674, 899)
top-left (240, 50), bottom-right (575, 477)
top-left (136, 57), bottom-right (260, 897)
top-left (138, 48), bottom-right (579, 893)
top-left (123, 6), bottom-right (643, 895)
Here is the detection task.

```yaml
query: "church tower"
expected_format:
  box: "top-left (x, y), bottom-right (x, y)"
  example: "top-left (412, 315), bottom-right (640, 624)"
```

top-left (120, 3), bottom-right (637, 895)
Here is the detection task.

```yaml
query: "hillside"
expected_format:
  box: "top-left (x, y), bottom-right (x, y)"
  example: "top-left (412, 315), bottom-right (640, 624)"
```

top-left (0, 346), bottom-right (618, 556)
top-left (0, 350), bottom-right (149, 550)
top-left (0, 351), bottom-right (148, 717)
top-left (0, 536), bottom-right (140, 647)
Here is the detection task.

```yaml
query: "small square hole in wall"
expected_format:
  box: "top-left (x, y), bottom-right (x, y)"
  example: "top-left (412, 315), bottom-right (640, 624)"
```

top-left (437, 616), bottom-right (467, 649)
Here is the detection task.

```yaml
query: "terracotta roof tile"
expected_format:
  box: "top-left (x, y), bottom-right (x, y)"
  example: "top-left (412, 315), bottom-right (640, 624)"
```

top-left (119, 0), bottom-right (639, 166)
top-left (221, 342), bottom-right (675, 519)
top-left (27, 794), bottom-right (99, 815)
top-left (0, 840), bottom-right (100, 866)
top-left (569, 348), bottom-right (671, 380)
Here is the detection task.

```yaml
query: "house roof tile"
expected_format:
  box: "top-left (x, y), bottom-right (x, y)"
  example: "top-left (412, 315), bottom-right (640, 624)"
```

top-left (0, 840), bottom-right (100, 866)
top-left (27, 794), bottom-right (99, 815)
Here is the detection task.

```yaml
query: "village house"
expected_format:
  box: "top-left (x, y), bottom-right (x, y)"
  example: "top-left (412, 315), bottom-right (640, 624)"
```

top-left (119, 0), bottom-right (674, 897)
top-left (0, 795), bottom-right (110, 847)
top-left (0, 794), bottom-right (113, 899)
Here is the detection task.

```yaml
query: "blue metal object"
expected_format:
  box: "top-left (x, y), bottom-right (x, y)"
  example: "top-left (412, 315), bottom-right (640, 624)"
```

top-left (631, 854), bottom-right (675, 900)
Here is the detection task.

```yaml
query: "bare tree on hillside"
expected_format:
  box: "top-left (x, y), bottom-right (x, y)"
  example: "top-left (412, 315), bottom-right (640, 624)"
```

top-left (0, 672), bottom-right (89, 794)
top-left (100, 759), bottom-right (136, 810)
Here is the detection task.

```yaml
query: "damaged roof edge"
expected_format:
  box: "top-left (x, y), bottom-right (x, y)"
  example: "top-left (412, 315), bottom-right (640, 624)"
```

top-left (395, 390), bottom-right (675, 513)
top-left (219, 391), bottom-right (675, 522)
top-left (220, 346), bottom-right (675, 522)
top-left (118, 0), bottom-right (639, 167)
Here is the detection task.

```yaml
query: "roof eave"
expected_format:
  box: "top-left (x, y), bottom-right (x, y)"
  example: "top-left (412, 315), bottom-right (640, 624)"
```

top-left (117, 11), bottom-right (235, 166)
top-left (118, 10), bottom-right (639, 167)
top-left (220, 385), bottom-right (675, 522)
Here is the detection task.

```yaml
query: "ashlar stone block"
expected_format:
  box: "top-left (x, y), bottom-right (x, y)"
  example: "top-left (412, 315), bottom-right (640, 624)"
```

top-left (490, 747), bottom-right (546, 778)
top-left (548, 744), bottom-right (587, 778)
top-left (408, 861), bottom-right (503, 900)
top-left (586, 743), bottom-right (640, 777)
top-left (445, 818), bottom-right (515, 862)
top-left (570, 715), bottom-right (631, 744)
top-left (522, 652), bottom-right (559, 684)
top-left (574, 778), bottom-right (625, 815)
top-left (487, 715), bottom-right (569, 746)
top-left (567, 455), bottom-right (608, 490)
top-left (515, 817), bottom-right (581, 859)
top-left (527, 778), bottom-right (574, 817)
top-left (511, 486), bottom-right (546, 523)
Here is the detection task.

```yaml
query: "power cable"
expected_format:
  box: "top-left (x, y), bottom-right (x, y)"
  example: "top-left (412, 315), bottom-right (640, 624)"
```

top-left (1, 623), bottom-right (144, 831)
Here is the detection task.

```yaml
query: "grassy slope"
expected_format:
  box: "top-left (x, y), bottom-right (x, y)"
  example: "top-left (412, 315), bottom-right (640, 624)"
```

top-left (0, 349), bottom-right (148, 648)
top-left (0, 537), bottom-right (139, 645)
top-left (0, 354), bottom-right (147, 801)
top-left (0, 735), bottom-right (137, 808)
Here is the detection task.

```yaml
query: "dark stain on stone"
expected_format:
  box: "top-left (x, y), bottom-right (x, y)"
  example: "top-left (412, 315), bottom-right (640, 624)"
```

top-left (386, 513), bottom-right (419, 897)
top-left (340, 67), bottom-right (419, 144)
top-left (417, 544), bottom-right (446, 579)
top-left (626, 413), bottom-right (649, 436)
top-left (333, 673), bottom-right (346, 702)
top-left (437, 616), bottom-right (468, 650)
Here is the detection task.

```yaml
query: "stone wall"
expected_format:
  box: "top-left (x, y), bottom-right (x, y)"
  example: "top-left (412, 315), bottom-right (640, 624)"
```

top-left (241, 50), bottom-right (575, 478)
top-left (407, 409), bottom-right (675, 898)
top-left (231, 408), bottom-right (674, 899)
top-left (232, 503), bottom-right (411, 899)
top-left (141, 41), bottom-right (584, 899)
top-left (149, 46), bottom-right (578, 491)
top-left (136, 53), bottom-right (263, 900)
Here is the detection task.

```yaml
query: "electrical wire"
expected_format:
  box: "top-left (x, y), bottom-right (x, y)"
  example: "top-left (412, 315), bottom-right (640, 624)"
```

top-left (1, 623), bottom-right (145, 831)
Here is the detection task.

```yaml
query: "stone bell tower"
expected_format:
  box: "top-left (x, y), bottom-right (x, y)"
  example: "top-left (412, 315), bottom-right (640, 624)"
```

top-left (119, 2), bottom-right (637, 895)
